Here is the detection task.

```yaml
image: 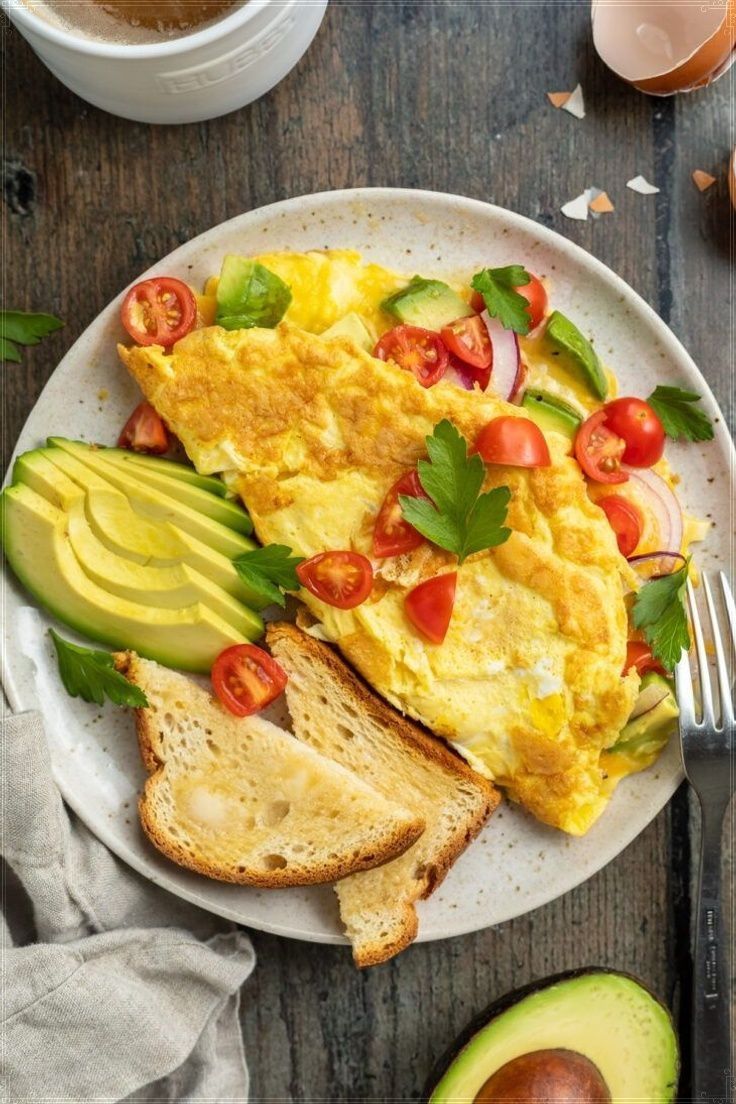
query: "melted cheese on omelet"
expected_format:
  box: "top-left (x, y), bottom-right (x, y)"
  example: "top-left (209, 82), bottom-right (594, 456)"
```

top-left (120, 322), bottom-right (640, 836)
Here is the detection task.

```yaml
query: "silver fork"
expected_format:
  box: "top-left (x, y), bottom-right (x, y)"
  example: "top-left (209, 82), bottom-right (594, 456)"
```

top-left (675, 573), bottom-right (735, 1102)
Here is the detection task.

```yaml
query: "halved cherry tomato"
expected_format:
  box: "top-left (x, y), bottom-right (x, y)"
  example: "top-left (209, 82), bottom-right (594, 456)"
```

top-left (373, 470), bottom-right (429, 558)
top-left (601, 397), bottom-right (665, 468)
top-left (374, 325), bottom-right (449, 388)
top-left (296, 551), bottom-right (373, 609)
top-left (599, 495), bottom-right (643, 557)
top-left (117, 402), bottom-right (169, 454)
top-left (441, 315), bottom-right (492, 372)
top-left (623, 641), bottom-right (666, 678)
top-left (405, 572), bottom-right (457, 644)
top-left (121, 276), bottom-right (197, 348)
top-left (575, 410), bottom-right (628, 485)
top-left (212, 643), bottom-right (288, 717)
top-left (475, 415), bottom-right (551, 468)
top-left (470, 272), bottom-right (547, 330)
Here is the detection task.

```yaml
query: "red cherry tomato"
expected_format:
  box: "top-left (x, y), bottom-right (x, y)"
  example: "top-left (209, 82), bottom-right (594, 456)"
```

top-left (575, 410), bottom-right (628, 485)
top-left (373, 470), bottom-right (429, 558)
top-left (296, 551), bottom-right (373, 609)
top-left (599, 495), bottom-right (643, 557)
top-left (475, 415), bottom-right (551, 468)
top-left (405, 572), bottom-right (457, 644)
top-left (117, 402), bottom-right (169, 454)
top-left (121, 276), bottom-right (197, 348)
top-left (601, 397), bottom-right (665, 468)
top-left (211, 644), bottom-right (288, 717)
top-left (470, 272), bottom-right (547, 330)
top-left (441, 315), bottom-right (492, 371)
top-left (623, 641), bottom-right (666, 678)
top-left (374, 325), bottom-right (449, 388)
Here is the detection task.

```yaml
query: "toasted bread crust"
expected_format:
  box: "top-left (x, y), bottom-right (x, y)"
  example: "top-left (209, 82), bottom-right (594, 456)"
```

top-left (114, 650), bottom-right (425, 889)
top-left (266, 623), bottom-right (500, 963)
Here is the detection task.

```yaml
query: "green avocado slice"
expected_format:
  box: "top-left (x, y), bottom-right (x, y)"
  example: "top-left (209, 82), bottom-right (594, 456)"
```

top-left (47, 437), bottom-right (252, 535)
top-left (1, 484), bottom-right (257, 672)
top-left (609, 673), bottom-right (678, 766)
top-left (381, 277), bottom-right (473, 331)
top-left (428, 970), bottom-right (678, 1103)
top-left (521, 388), bottom-right (583, 438)
top-left (321, 312), bottom-right (374, 352)
top-left (96, 448), bottom-right (229, 498)
top-left (545, 311), bottom-right (608, 400)
top-left (42, 442), bottom-right (254, 560)
top-left (13, 449), bottom-right (268, 610)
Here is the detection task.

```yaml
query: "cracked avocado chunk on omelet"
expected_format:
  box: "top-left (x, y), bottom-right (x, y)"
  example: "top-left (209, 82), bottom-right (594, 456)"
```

top-left (120, 318), bottom-right (641, 835)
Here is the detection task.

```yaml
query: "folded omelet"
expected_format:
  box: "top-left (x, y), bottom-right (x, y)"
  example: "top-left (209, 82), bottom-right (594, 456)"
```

top-left (120, 323), bottom-right (640, 835)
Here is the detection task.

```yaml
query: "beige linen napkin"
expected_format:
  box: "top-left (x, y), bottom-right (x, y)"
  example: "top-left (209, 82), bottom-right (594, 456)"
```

top-left (2, 709), bottom-right (255, 1103)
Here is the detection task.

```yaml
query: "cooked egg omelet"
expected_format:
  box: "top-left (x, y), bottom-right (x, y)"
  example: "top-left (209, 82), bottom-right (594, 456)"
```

top-left (120, 315), bottom-right (640, 836)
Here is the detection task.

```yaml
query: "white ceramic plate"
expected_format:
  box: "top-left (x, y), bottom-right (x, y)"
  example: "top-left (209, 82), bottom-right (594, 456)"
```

top-left (3, 189), bottom-right (733, 946)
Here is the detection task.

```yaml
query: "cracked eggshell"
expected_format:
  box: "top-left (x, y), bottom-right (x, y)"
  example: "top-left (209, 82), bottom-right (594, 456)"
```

top-left (592, 0), bottom-right (736, 95)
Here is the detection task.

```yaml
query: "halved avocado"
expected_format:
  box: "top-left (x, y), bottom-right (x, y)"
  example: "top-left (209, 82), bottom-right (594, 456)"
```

top-left (521, 389), bottom-right (583, 438)
top-left (47, 437), bottom-right (252, 535)
top-left (427, 970), bottom-right (678, 1103)
top-left (1, 484), bottom-right (256, 672)
top-left (93, 447), bottom-right (230, 499)
top-left (14, 449), bottom-right (268, 609)
top-left (381, 277), bottom-right (473, 330)
top-left (545, 311), bottom-right (608, 401)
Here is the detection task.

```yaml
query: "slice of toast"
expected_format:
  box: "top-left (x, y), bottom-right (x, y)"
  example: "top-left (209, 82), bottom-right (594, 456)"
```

top-left (115, 652), bottom-right (425, 889)
top-left (266, 623), bottom-right (500, 965)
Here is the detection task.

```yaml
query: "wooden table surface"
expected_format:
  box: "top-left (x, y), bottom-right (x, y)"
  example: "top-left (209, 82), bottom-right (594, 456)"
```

top-left (4, 2), bottom-right (734, 1100)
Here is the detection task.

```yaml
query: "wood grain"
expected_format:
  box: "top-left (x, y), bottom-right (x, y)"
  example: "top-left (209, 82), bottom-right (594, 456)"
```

top-left (3, 1), bottom-right (733, 1100)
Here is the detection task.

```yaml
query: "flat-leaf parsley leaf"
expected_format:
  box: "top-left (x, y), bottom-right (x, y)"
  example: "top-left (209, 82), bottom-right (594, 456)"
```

top-left (399, 419), bottom-right (511, 563)
top-left (632, 560), bottom-right (691, 672)
top-left (470, 265), bottom-right (532, 335)
top-left (50, 629), bottom-right (148, 707)
top-left (1, 310), bottom-right (63, 362)
top-left (233, 544), bottom-right (304, 608)
top-left (647, 385), bottom-right (714, 443)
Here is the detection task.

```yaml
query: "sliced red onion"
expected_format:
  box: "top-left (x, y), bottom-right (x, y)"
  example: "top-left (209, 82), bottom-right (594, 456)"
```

top-left (481, 311), bottom-right (522, 402)
top-left (443, 360), bottom-right (476, 390)
top-left (628, 551), bottom-right (687, 580)
top-left (624, 466), bottom-right (684, 557)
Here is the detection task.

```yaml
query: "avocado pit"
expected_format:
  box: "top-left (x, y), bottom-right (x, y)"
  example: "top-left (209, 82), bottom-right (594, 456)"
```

top-left (475, 1048), bottom-right (611, 1103)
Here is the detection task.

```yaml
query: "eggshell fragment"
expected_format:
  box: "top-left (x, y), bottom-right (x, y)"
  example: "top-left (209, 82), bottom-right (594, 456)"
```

top-left (547, 91), bottom-right (572, 107)
top-left (592, 0), bottom-right (736, 95)
top-left (627, 175), bottom-right (660, 194)
top-left (589, 191), bottom-right (615, 213)
top-left (561, 192), bottom-right (591, 220)
top-left (692, 170), bottom-right (716, 192)
top-left (561, 84), bottom-right (586, 118)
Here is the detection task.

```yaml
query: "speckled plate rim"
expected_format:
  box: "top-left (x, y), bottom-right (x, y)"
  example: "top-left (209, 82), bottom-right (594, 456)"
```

top-left (3, 187), bottom-right (734, 946)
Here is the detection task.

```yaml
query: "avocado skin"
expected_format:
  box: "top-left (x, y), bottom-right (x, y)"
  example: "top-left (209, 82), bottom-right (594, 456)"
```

top-left (424, 968), bottom-right (679, 1103)
top-left (521, 389), bottom-right (583, 438)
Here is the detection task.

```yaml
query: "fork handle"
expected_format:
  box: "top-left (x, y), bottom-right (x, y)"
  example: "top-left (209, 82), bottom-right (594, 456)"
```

top-left (692, 803), bottom-right (732, 1102)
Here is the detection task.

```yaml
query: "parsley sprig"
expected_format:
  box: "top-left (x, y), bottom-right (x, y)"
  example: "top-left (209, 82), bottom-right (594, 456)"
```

top-left (470, 265), bottom-right (532, 335)
top-left (632, 560), bottom-right (690, 672)
top-left (399, 420), bottom-right (511, 563)
top-left (647, 386), bottom-right (714, 444)
top-left (50, 630), bottom-right (148, 707)
top-left (233, 544), bottom-right (304, 608)
top-left (1, 310), bottom-right (64, 363)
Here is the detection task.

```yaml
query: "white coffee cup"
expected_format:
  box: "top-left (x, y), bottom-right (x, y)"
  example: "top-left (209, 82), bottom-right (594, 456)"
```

top-left (2, 0), bottom-right (328, 124)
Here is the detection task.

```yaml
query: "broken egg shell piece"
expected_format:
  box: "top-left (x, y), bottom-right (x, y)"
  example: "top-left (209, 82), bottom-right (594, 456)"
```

top-left (562, 84), bottom-right (586, 118)
top-left (589, 191), bottom-right (615, 213)
top-left (627, 175), bottom-right (660, 195)
top-left (692, 169), bottom-right (716, 192)
top-left (592, 0), bottom-right (736, 95)
top-left (547, 91), bottom-right (572, 107)
top-left (561, 192), bottom-right (591, 220)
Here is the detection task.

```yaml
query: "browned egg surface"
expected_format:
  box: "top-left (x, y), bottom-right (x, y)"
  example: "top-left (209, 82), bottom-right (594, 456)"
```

top-left (475, 1048), bottom-right (612, 1103)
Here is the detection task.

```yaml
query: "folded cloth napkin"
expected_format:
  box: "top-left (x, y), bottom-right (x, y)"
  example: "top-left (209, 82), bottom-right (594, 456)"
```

top-left (3, 709), bottom-right (256, 1103)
